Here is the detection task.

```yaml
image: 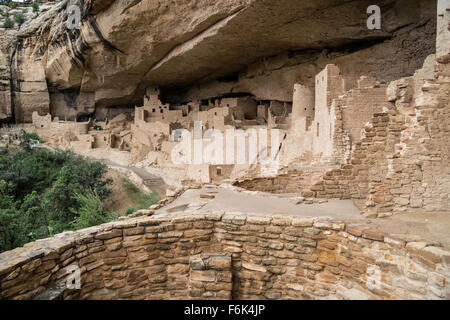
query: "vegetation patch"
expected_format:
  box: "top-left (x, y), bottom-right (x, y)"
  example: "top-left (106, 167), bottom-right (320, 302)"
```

top-left (13, 12), bottom-right (24, 26)
top-left (3, 16), bottom-right (13, 29)
top-left (0, 134), bottom-right (118, 253)
top-left (121, 178), bottom-right (160, 215)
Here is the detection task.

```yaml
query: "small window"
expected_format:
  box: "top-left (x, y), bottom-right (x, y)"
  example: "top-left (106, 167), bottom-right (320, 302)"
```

top-left (216, 167), bottom-right (222, 176)
top-left (317, 123), bottom-right (320, 137)
top-left (160, 109), bottom-right (163, 113)
top-left (214, 112), bottom-right (217, 116)
top-left (152, 109), bottom-right (155, 112)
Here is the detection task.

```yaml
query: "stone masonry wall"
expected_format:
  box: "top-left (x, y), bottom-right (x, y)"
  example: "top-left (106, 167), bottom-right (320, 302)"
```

top-left (234, 169), bottom-right (328, 194)
top-left (234, 111), bottom-right (404, 205)
top-left (331, 81), bottom-right (390, 162)
top-left (234, 59), bottom-right (450, 217)
top-left (304, 111), bottom-right (405, 211)
top-left (387, 72), bottom-right (450, 213)
top-left (1, 212), bottom-right (449, 300)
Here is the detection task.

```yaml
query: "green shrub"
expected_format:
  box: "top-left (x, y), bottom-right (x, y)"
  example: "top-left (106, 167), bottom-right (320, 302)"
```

top-left (0, 147), bottom-right (113, 252)
top-left (125, 207), bottom-right (134, 216)
top-left (0, 183), bottom-right (26, 252)
top-left (3, 17), bottom-right (14, 29)
top-left (32, 2), bottom-right (39, 13)
top-left (7, 2), bottom-right (17, 9)
top-left (70, 191), bottom-right (118, 230)
top-left (13, 12), bottom-right (25, 26)
top-left (22, 131), bottom-right (44, 143)
top-left (19, 131), bottom-right (44, 150)
top-left (121, 179), bottom-right (160, 215)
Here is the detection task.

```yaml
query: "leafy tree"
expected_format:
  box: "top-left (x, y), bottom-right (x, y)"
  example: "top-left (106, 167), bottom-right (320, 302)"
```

top-left (0, 147), bottom-right (114, 252)
top-left (3, 17), bottom-right (14, 29)
top-left (71, 191), bottom-right (118, 230)
top-left (0, 183), bottom-right (27, 251)
top-left (0, 148), bottom-right (64, 199)
top-left (42, 156), bottom-right (112, 234)
top-left (20, 191), bottom-right (48, 241)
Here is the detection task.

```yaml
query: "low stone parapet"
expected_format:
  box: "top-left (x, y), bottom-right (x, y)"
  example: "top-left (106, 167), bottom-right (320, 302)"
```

top-left (0, 212), bottom-right (449, 300)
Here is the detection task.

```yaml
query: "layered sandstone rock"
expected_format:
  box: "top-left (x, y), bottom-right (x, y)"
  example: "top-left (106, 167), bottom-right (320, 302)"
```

top-left (0, 29), bottom-right (17, 121)
top-left (0, 0), bottom-right (439, 122)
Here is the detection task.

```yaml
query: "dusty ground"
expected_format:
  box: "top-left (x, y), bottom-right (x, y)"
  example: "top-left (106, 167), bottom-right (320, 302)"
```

top-left (157, 186), bottom-right (361, 220)
top-left (156, 185), bottom-right (450, 248)
top-left (156, 187), bottom-right (362, 220)
top-left (103, 168), bottom-right (161, 215)
top-left (103, 169), bottom-right (138, 215)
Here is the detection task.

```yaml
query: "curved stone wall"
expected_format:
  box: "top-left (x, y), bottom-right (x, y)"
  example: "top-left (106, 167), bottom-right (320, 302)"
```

top-left (1, 212), bottom-right (449, 300)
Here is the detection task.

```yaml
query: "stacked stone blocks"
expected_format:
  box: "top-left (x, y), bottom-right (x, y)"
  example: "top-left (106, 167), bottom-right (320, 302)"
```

top-left (1, 212), bottom-right (449, 300)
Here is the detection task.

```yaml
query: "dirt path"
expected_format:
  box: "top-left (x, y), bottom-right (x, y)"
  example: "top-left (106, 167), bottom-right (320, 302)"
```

top-left (100, 159), bottom-right (167, 194)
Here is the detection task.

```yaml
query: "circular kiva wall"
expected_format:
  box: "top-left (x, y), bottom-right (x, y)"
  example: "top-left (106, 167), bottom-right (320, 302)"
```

top-left (1, 212), bottom-right (449, 300)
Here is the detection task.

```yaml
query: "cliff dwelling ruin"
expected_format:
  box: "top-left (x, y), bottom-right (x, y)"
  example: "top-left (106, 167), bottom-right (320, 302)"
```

top-left (0, 0), bottom-right (449, 301)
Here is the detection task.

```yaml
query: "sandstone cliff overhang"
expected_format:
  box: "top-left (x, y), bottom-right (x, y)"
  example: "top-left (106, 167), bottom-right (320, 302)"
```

top-left (0, 0), bottom-right (438, 122)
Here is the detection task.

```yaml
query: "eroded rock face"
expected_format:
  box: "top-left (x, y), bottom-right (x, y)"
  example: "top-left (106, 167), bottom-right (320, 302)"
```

top-left (12, 37), bottom-right (50, 123)
top-left (0, 29), bottom-right (17, 122)
top-left (0, 0), bottom-right (439, 122)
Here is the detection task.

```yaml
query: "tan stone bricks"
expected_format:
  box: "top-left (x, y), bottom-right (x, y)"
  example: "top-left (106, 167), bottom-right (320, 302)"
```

top-left (362, 229), bottom-right (385, 241)
top-left (1, 212), bottom-right (449, 300)
top-left (95, 229), bottom-right (122, 240)
top-left (247, 216), bottom-right (271, 225)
